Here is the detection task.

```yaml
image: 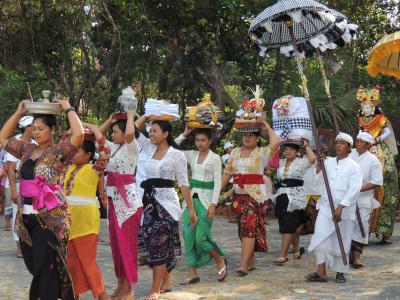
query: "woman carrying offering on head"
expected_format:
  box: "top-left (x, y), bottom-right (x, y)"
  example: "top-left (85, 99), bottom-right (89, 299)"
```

top-left (221, 121), bottom-right (280, 276)
top-left (273, 140), bottom-right (316, 265)
top-left (175, 126), bottom-right (226, 285)
top-left (98, 110), bottom-right (142, 300)
top-left (137, 120), bottom-right (197, 300)
top-left (0, 100), bottom-right (84, 300)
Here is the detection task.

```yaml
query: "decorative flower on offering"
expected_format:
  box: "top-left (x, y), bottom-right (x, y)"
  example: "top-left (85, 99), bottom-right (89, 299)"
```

top-left (234, 85), bottom-right (266, 132)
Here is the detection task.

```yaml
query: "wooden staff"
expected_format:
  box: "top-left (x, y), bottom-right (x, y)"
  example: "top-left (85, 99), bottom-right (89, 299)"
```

top-left (286, 22), bottom-right (347, 265)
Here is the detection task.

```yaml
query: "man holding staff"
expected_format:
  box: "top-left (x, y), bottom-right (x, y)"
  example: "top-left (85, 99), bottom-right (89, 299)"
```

top-left (307, 133), bottom-right (362, 283)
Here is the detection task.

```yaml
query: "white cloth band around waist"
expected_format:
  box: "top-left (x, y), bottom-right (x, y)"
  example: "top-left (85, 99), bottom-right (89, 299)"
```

top-left (67, 195), bottom-right (99, 206)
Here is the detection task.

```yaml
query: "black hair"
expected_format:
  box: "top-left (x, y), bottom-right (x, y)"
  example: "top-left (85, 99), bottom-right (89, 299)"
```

top-left (20, 127), bottom-right (26, 133)
top-left (112, 119), bottom-right (140, 139)
top-left (192, 128), bottom-right (213, 140)
top-left (193, 128), bottom-right (215, 148)
top-left (151, 120), bottom-right (180, 149)
top-left (33, 114), bottom-right (57, 129)
top-left (283, 143), bottom-right (300, 152)
top-left (241, 131), bottom-right (262, 147)
top-left (82, 140), bottom-right (96, 161)
top-left (114, 119), bottom-right (127, 133)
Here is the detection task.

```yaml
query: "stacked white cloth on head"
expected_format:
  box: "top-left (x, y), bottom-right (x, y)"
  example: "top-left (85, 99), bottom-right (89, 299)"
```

top-left (144, 99), bottom-right (180, 120)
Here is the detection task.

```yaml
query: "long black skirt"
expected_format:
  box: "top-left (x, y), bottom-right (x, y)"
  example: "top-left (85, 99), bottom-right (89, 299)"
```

top-left (20, 214), bottom-right (75, 300)
top-left (275, 193), bottom-right (310, 234)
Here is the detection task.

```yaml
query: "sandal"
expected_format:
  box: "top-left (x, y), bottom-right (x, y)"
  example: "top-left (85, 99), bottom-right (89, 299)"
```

top-left (351, 263), bottom-right (364, 269)
top-left (180, 277), bottom-right (200, 285)
top-left (306, 272), bottom-right (327, 282)
top-left (218, 258), bottom-right (227, 282)
top-left (335, 273), bottom-right (346, 283)
top-left (248, 267), bottom-right (256, 272)
top-left (273, 257), bottom-right (289, 265)
top-left (377, 239), bottom-right (393, 245)
top-left (294, 247), bottom-right (305, 259)
top-left (236, 269), bottom-right (248, 277)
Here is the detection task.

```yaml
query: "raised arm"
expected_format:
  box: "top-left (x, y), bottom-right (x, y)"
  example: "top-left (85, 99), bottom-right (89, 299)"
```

top-left (0, 101), bottom-right (27, 149)
top-left (134, 114), bottom-right (148, 130)
top-left (262, 121), bottom-right (280, 153)
top-left (304, 140), bottom-right (317, 164)
top-left (125, 110), bottom-right (136, 144)
top-left (83, 123), bottom-right (110, 175)
top-left (98, 114), bottom-right (113, 136)
top-left (58, 100), bottom-right (84, 148)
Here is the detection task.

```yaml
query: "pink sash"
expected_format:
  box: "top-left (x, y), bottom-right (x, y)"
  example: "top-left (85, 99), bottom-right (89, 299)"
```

top-left (19, 176), bottom-right (61, 210)
top-left (106, 172), bottom-right (135, 207)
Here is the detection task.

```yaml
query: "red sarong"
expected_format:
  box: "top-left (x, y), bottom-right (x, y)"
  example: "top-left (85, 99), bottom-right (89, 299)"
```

top-left (232, 193), bottom-right (268, 252)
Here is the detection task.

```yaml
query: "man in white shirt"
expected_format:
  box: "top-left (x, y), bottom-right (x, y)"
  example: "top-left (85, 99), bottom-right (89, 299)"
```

top-left (349, 132), bottom-right (383, 269)
top-left (4, 116), bottom-right (34, 257)
top-left (307, 132), bottom-right (362, 283)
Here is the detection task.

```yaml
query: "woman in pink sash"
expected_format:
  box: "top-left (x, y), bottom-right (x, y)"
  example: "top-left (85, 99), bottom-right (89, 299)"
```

top-left (0, 100), bottom-right (84, 300)
top-left (99, 110), bottom-right (142, 300)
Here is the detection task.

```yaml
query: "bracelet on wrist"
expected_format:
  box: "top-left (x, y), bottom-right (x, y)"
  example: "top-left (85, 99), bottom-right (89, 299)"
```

top-left (65, 107), bottom-right (75, 113)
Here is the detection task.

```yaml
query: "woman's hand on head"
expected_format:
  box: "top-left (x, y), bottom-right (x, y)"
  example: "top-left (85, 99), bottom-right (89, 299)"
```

top-left (56, 99), bottom-right (72, 111)
top-left (16, 100), bottom-right (28, 116)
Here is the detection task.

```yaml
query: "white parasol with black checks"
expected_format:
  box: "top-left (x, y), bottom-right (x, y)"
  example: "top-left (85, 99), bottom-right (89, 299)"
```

top-left (248, 0), bottom-right (358, 58)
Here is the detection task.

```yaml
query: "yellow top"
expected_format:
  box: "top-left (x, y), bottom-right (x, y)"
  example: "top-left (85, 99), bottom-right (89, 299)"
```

top-left (358, 114), bottom-right (387, 139)
top-left (64, 164), bottom-right (101, 240)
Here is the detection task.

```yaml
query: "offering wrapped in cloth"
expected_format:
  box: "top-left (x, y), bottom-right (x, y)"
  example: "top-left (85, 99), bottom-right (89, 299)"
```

top-left (185, 98), bottom-right (224, 128)
top-left (272, 96), bottom-right (313, 142)
top-left (145, 99), bottom-right (180, 121)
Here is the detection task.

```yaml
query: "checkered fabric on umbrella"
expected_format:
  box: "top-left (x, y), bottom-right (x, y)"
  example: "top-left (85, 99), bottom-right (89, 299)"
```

top-left (248, 0), bottom-right (358, 58)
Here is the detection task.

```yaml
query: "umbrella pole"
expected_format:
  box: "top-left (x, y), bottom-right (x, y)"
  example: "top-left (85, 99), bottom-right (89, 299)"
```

top-left (286, 23), bottom-right (348, 265)
top-left (316, 52), bottom-right (366, 239)
top-left (316, 54), bottom-right (340, 133)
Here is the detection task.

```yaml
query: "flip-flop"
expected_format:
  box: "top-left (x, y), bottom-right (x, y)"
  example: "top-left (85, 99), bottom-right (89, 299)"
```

top-left (236, 269), bottom-right (248, 277)
top-left (294, 248), bottom-right (305, 259)
top-left (273, 257), bottom-right (289, 265)
top-left (306, 272), bottom-right (327, 282)
top-left (248, 267), bottom-right (256, 272)
top-left (180, 277), bottom-right (200, 285)
top-left (160, 288), bottom-right (173, 294)
top-left (218, 258), bottom-right (228, 282)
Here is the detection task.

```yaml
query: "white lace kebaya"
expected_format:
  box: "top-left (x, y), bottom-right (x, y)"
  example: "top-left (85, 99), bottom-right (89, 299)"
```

top-left (175, 134), bottom-right (222, 209)
top-left (106, 140), bottom-right (142, 227)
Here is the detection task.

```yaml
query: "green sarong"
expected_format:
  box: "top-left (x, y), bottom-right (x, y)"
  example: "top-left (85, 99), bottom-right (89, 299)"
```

top-left (183, 197), bottom-right (224, 268)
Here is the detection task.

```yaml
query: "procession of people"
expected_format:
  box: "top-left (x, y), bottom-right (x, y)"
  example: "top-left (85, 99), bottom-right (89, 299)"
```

top-left (0, 80), bottom-right (398, 300)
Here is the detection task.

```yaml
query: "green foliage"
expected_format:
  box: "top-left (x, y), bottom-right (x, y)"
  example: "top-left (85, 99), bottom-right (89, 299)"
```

top-left (0, 0), bottom-right (399, 144)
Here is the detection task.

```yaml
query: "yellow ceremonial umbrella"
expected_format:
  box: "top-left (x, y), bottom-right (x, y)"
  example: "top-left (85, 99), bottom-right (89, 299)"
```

top-left (367, 31), bottom-right (400, 79)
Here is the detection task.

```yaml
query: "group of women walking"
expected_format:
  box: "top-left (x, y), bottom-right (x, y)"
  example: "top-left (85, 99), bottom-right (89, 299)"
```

top-left (0, 99), bottom-right (321, 300)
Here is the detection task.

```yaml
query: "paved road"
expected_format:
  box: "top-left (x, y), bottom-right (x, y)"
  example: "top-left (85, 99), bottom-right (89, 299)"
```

top-left (1, 216), bottom-right (399, 300)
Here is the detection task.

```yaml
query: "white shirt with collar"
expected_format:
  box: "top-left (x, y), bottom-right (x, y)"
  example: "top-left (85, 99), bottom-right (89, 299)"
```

top-left (349, 149), bottom-right (383, 209)
top-left (314, 156), bottom-right (363, 220)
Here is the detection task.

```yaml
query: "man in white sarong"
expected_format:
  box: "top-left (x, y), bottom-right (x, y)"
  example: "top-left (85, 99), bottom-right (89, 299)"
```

top-left (307, 133), bottom-right (362, 283)
top-left (349, 132), bottom-right (383, 269)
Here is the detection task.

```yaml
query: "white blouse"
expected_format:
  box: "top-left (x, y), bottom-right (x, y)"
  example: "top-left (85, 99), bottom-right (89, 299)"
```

top-left (274, 157), bottom-right (312, 212)
top-left (175, 134), bottom-right (222, 209)
top-left (185, 150), bottom-right (222, 209)
top-left (139, 137), bottom-right (189, 221)
top-left (106, 140), bottom-right (142, 227)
